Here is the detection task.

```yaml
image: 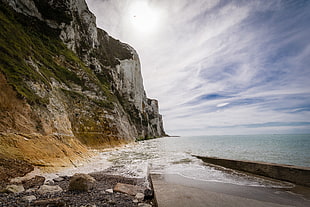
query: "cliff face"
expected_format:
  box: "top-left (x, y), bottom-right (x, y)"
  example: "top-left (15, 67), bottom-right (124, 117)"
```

top-left (0, 0), bottom-right (166, 166)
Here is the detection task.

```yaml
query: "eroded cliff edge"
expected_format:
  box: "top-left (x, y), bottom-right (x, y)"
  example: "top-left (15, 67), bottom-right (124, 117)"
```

top-left (0, 0), bottom-right (166, 167)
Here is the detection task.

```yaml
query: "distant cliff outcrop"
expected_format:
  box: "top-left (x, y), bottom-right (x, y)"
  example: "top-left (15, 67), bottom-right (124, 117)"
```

top-left (0, 0), bottom-right (166, 166)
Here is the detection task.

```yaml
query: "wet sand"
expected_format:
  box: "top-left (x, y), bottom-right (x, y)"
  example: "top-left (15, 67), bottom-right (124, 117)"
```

top-left (151, 174), bottom-right (310, 207)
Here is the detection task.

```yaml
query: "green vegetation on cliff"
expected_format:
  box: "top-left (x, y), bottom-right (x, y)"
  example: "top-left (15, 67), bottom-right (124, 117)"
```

top-left (0, 3), bottom-right (114, 107)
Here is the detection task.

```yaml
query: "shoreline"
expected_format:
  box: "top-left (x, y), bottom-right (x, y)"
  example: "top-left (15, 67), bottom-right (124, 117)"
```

top-left (1, 142), bottom-right (138, 184)
top-left (2, 137), bottom-right (310, 206)
top-left (0, 142), bottom-right (156, 206)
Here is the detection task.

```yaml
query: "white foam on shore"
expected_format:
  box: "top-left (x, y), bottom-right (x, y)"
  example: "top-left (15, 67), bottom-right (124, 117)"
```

top-left (17, 138), bottom-right (296, 189)
top-left (100, 139), bottom-right (295, 188)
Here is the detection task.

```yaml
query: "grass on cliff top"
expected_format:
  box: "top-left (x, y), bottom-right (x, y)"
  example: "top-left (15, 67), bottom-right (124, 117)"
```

top-left (0, 3), bottom-right (79, 104)
top-left (0, 3), bottom-right (115, 107)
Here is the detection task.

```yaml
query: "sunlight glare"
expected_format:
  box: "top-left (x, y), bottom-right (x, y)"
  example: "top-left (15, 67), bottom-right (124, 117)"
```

top-left (129, 1), bottom-right (161, 35)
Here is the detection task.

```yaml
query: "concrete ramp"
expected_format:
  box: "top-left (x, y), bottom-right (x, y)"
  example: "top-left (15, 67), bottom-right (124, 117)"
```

top-left (151, 174), bottom-right (310, 207)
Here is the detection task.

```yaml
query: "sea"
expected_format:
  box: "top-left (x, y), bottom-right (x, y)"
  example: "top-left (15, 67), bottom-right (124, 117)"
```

top-left (45, 134), bottom-right (310, 188)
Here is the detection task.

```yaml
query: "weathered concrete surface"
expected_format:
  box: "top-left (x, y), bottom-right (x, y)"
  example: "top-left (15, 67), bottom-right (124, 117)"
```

top-left (151, 174), bottom-right (310, 207)
top-left (195, 156), bottom-right (310, 187)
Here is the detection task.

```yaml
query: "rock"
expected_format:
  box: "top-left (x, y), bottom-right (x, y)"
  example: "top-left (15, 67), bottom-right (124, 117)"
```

top-left (4, 184), bottom-right (25, 193)
top-left (60, 175), bottom-right (70, 180)
top-left (105, 188), bottom-right (113, 193)
top-left (108, 199), bottom-right (116, 205)
top-left (80, 204), bottom-right (96, 207)
top-left (22, 175), bottom-right (45, 189)
top-left (135, 192), bottom-right (145, 201)
top-left (53, 177), bottom-right (64, 182)
top-left (3, 0), bottom-right (42, 19)
top-left (37, 185), bottom-right (63, 194)
top-left (22, 195), bottom-right (36, 202)
top-left (0, 158), bottom-right (34, 183)
top-left (138, 203), bottom-right (152, 207)
top-left (45, 179), bottom-right (54, 185)
top-left (113, 183), bottom-right (144, 196)
top-left (68, 173), bottom-right (96, 192)
top-left (133, 199), bottom-right (139, 203)
top-left (25, 188), bottom-right (37, 193)
top-left (144, 188), bottom-right (154, 200)
top-left (33, 198), bottom-right (65, 207)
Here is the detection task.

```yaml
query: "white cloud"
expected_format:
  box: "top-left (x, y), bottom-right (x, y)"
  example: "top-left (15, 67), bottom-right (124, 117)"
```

top-left (217, 103), bottom-right (230, 108)
top-left (86, 0), bottom-right (310, 135)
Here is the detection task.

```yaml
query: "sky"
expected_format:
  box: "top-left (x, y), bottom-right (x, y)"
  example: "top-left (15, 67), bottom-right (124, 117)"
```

top-left (85, 0), bottom-right (310, 136)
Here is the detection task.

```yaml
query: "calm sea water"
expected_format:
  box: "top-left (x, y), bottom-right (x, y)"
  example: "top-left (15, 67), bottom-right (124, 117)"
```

top-left (45, 134), bottom-right (310, 188)
top-left (161, 134), bottom-right (310, 167)
top-left (93, 134), bottom-right (309, 188)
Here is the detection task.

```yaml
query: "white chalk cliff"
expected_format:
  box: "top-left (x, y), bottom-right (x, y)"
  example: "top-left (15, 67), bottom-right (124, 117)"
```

top-left (0, 0), bottom-right (166, 150)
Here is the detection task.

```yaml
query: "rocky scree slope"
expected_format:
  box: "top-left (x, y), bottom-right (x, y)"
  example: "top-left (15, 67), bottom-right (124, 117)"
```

top-left (0, 0), bottom-right (166, 167)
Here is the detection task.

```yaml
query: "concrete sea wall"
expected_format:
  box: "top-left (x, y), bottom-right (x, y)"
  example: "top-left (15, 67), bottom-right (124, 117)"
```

top-left (195, 156), bottom-right (310, 187)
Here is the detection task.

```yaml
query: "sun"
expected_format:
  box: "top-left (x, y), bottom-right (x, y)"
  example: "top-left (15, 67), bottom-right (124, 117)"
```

top-left (129, 1), bottom-right (161, 35)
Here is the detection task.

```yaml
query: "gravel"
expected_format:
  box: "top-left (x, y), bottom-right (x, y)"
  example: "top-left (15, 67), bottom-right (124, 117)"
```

top-left (0, 173), bottom-right (156, 207)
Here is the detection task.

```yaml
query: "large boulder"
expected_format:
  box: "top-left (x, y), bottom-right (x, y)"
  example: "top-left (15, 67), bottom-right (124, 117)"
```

top-left (37, 185), bottom-right (63, 194)
top-left (22, 175), bottom-right (45, 189)
top-left (68, 173), bottom-right (96, 192)
top-left (3, 184), bottom-right (24, 193)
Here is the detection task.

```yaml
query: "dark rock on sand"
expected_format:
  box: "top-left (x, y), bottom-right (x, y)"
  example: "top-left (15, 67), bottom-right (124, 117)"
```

top-left (68, 173), bottom-right (96, 192)
top-left (32, 197), bottom-right (66, 207)
top-left (22, 176), bottom-right (45, 189)
top-left (144, 188), bottom-right (154, 200)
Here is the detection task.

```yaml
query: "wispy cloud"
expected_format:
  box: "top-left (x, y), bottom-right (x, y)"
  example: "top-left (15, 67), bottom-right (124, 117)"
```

top-left (86, 0), bottom-right (310, 135)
